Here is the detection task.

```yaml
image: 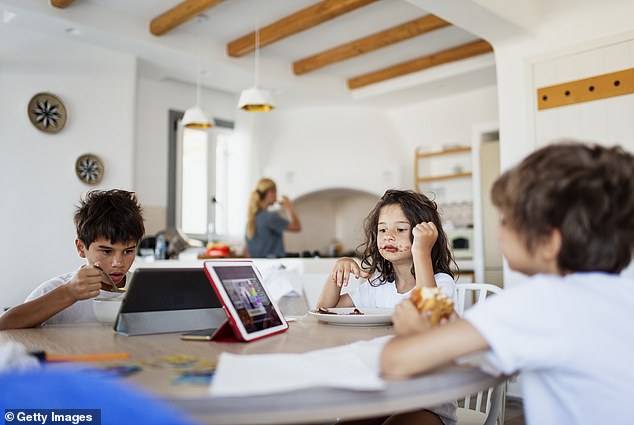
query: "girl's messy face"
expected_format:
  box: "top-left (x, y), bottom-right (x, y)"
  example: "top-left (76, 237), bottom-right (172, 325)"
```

top-left (377, 204), bottom-right (412, 264)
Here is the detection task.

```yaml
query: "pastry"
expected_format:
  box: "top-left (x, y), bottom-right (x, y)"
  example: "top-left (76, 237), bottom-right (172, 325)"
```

top-left (410, 287), bottom-right (454, 326)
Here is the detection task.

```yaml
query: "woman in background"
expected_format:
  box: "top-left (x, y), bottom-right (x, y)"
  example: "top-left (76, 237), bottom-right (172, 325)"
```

top-left (245, 178), bottom-right (301, 258)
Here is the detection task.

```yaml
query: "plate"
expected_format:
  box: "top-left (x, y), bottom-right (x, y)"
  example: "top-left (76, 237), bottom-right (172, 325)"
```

top-left (308, 308), bottom-right (393, 326)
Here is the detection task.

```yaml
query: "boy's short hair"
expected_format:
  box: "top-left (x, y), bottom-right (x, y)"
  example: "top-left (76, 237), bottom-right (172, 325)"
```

top-left (491, 141), bottom-right (634, 273)
top-left (74, 189), bottom-right (145, 248)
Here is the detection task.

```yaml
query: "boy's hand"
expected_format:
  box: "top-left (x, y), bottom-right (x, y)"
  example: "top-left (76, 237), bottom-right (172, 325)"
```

top-left (329, 257), bottom-right (370, 287)
top-left (393, 299), bottom-right (458, 336)
top-left (393, 299), bottom-right (432, 336)
top-left (411, 222), bottom-right (438, 256)
top-left (66, 266), bottom-right (103, 301)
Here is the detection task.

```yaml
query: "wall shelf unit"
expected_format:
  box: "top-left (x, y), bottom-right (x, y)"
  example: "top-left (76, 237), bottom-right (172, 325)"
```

top-left (417, 171), bottom-right (472, 183)
top-left (416, 146), bottom-right (471, 158)
top-left (415, 146), bottom-right (472, 190)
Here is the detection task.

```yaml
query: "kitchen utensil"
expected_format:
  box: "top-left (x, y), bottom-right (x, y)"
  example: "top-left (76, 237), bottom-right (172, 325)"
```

top-left (94, 265), bottom-right (125, 293)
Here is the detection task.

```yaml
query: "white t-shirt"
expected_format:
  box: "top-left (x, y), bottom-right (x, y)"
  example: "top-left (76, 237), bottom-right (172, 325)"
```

top-left (465, 272), bottom-right (634, 425)
top-left (348, 271), bottom-right (457, 425)
top-left (25, 270), bottom-right (124, 325)
top-left (348, 272), bottom-right (455, 308)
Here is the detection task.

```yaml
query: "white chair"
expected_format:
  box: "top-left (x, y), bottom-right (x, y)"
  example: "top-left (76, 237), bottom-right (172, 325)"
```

top-left (453, 283), bottom-right (506, 425)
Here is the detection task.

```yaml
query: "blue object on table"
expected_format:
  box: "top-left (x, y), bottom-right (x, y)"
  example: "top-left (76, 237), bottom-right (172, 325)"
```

top-left (0, 366), bottom-right (198, 425)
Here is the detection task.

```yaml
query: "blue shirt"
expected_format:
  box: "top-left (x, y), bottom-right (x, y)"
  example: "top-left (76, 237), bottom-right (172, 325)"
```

top-left (246, 209), bottom-right (289, 258)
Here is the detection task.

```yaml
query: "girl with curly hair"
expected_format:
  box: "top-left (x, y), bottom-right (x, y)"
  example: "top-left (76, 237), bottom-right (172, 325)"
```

top-left (317, 189), bottom-right (456, 309)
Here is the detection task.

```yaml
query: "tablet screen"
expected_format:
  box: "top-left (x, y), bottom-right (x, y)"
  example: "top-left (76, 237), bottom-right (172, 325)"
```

top-left (213, 265), bottom-right (284, 334)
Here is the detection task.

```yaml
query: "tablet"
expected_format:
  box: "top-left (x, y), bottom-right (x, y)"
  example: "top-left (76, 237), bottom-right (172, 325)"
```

top-left (114, 267), bottom-right (225, 336)
top-left (203, 260), bottom-right (288, 342)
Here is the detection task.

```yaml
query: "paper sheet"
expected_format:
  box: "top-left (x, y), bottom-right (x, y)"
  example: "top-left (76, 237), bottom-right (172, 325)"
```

top-left (211, 336), bottom-right (391, 396)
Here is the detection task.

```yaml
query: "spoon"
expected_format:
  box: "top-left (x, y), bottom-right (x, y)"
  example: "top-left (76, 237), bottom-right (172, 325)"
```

top-left (94, 265), bottom-right (126, 293)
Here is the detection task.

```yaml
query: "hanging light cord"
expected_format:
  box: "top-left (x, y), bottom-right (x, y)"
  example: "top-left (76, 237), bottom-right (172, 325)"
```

top-left (196, 26), bottom-right (202, 107)
top-left (254, 19), bottom-right (260, 88)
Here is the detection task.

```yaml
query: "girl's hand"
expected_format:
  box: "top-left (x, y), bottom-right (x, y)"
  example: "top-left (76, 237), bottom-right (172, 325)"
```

top-left (329, 257), bottom-right (369, 287)
top-left (411, 221), bottom-right (438, 256)
top-left (392, 300), bottom-right (432, 336)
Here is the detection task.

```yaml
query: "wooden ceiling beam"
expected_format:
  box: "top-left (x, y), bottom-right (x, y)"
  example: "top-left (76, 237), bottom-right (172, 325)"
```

top-left (347, 39), bottom-right (493, 89)
top-left (150, 0), bottom-right (224, 36)
top-left (293, 14), bottom-right (450, 75)
top-left (227, 0), bottom-right (378, 58)
top-left (50, 0), bottom-right (75, 8)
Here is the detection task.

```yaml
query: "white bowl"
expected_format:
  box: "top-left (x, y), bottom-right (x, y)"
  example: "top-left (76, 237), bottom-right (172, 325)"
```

top-left (92, 296), bottom-right (124, 324)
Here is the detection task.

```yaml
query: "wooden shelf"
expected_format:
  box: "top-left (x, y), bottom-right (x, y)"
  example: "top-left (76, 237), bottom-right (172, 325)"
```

top-left (415, 146), bottom-right (471, 159)
top-left (417, 171), bottom-right (472, 183)
top-left (415, 146), bottom-right (472, 189)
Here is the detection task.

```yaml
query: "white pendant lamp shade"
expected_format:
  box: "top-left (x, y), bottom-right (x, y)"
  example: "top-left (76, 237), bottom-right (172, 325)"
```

top-left (238, 87), bottom-right (275, 112)
top-left (182, 105), bottom-right (212, 128)
top-left (238, 21), bottom-right (275, 112)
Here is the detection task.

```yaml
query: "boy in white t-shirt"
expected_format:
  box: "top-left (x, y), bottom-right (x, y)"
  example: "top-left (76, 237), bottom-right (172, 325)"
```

top-left (0, 189), bottom-right (144, 329)
top-left (381, 142), bottom-right (634, 425)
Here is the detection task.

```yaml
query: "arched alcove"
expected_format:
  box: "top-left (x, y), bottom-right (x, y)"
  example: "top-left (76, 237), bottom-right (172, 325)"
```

top-left (283, 188), bottom-right (379, 257)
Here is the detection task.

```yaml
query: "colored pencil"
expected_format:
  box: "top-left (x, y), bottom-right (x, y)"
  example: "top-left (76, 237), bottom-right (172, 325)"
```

top-left (45, 352), bottom-right (130, 362)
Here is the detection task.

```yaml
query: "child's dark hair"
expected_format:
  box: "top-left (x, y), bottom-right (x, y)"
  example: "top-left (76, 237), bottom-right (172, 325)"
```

top-left (491, 141), bottom-right (634, 273)
top-left (359, 189), bottom-right (455, 285)
top-left (74, 189), bottom-right (145, 248)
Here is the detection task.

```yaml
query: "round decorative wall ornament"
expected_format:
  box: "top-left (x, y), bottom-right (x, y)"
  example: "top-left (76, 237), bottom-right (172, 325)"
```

top-left (75, 154), bottom-right (104, 186)
top-left (28, 92), bottom-right (67, 134)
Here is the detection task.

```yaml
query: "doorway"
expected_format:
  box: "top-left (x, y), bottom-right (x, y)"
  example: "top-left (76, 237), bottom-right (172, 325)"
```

top-left (479, 134), bottom-right (503, 287)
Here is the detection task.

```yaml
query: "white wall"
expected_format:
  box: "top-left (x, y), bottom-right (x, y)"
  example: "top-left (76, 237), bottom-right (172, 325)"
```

top-left (387, 85), bottom-right (499, 200)
top-left (533, 39), bottom-right (634, 150)
top-left (256, 107), bottom-right (406, 199)
top-left (284, 190), bottom-right (380, 256)
top-left (0, 27), bottom-right (137, 308)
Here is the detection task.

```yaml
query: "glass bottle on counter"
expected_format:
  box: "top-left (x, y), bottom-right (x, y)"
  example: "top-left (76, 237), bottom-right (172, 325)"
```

top-left (328, 238), bottom-right (342, 257)
top-left (154, 233), bottom-right (167, 260)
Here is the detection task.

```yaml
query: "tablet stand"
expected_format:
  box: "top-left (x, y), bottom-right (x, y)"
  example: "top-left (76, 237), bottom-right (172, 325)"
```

top-left (210, 319), bottom-right (243, 343)
top-left (115, 308), bottom-right (226, 336)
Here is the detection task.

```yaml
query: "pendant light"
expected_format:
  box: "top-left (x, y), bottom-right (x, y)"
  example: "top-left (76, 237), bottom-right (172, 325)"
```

top-left (182, 16), bottom-right (212, 128)
top-left (238, 21), bottom-right (275, 112)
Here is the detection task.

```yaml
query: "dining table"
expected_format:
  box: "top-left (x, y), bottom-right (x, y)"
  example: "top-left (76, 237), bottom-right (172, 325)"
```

top-left (0, 316), bottom-right (505, 425)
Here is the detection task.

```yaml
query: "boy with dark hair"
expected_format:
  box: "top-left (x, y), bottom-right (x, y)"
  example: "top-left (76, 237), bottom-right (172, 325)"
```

top-left (381, 142), bottom-right (634, 425)
top-left (0, 189), bottom-right (144, 329)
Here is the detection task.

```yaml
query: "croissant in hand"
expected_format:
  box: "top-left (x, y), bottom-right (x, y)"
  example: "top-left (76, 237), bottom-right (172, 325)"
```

top-left (409, 287), bottom-right (454, 326)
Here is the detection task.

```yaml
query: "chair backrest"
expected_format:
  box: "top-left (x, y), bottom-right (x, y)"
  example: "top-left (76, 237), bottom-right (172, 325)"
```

top-left (453, 283), bottom-right (502, 316)
top-left (453, 283), bottom-right (505, 425)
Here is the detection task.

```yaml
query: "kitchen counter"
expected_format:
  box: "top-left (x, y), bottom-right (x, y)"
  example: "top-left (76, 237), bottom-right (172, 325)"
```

top-left (135, 252), bottom-right (339, 274)
top-left (135, 250), bottom-right (474, 277)
top-left (133, 252), bottom-right (475, 306)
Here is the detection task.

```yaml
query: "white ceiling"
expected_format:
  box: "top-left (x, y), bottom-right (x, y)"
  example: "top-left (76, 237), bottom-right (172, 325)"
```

top-left (0, 0), bottom-right (499, 108)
